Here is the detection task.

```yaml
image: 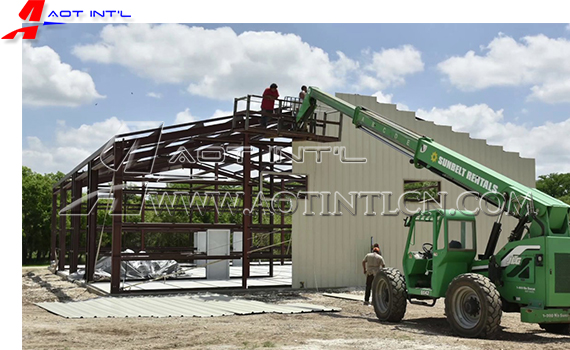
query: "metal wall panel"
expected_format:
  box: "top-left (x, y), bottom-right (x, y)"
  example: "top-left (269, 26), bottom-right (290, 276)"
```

top-left (194, 231), bottom-right (207, 267)
top-left (206, 229), bottom-right (230, 280)
top-left (232, 231), bottom-right (242, 267)
top-left (36, 296), bottom-right (340, 319)
top-left (292, 93), bottom-right (536, 289)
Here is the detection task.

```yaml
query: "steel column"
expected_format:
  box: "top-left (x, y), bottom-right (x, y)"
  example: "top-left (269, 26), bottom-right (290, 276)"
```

top-left (189, 167), bottom-right (194, 225)
top-left (111, 141), bottom-right (124, 294)
top-left (140, 182), bottom-right (145, 251)
top-left (242, 134), bottom-right (251, 288)
top-left (268, 144), bottom-right (274, 277)
top-left (86, 162), bottom-right (98, 282)
top-left (214, 164), bottom-right (219, 223)
top-left (70, 174), bottom-right (81, 273)
top-left (281, 181), bottom-right (285, 265)
top-left (58, 188), bottom-right (67, 271)
top-left (50, 191), bottom-right (57, 261)
top-left (245, 95), bottom-right (250, 129)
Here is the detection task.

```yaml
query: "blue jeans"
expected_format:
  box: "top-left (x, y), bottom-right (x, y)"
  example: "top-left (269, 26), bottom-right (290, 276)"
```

top-left (261, 110), bottom-right (273, 127)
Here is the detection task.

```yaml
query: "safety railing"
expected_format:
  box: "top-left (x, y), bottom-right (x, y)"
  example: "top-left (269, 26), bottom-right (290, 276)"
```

top-left (232, 94), bottom-right (342, 141)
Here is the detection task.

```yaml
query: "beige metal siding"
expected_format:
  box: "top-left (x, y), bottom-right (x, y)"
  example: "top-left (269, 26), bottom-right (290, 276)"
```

top-left (292, 93), bottom-right (536, 289)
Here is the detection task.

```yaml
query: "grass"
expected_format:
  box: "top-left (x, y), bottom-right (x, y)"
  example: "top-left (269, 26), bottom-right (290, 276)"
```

top-left (22, 263), bottom-right (50, 267)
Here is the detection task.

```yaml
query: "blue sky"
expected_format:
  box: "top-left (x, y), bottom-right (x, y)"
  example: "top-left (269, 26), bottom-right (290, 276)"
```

top-left (22, 23), bottom-right (570, 176)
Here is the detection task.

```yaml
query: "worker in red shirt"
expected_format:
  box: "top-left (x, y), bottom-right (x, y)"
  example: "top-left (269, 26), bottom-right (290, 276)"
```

top-left (260, 83), bottom-right (279, 127)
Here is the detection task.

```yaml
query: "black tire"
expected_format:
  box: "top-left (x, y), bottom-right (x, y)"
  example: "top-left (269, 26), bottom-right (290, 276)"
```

top-left (539, 323), bottom-right (570, 335)
top-left (371, 268), bottom-right (407, 322)
top-left (445, 273), bottom-right (502, 338)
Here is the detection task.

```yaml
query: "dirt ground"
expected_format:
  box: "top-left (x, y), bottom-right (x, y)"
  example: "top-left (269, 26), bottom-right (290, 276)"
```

top-left (22, 267), bottom-right (569, 350)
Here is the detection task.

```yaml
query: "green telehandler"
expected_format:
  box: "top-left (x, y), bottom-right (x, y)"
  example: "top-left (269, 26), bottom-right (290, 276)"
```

top-left (296, 87), bottom-right (570, 338)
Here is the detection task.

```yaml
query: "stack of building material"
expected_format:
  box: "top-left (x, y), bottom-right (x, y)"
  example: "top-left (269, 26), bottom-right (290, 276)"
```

top-left (36, 295), bottom-right (340, 319)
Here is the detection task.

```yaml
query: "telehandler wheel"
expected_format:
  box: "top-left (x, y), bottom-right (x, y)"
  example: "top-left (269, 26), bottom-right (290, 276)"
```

top-left (372, 268), bottom-right (407, 322)
top-left (539, 323), bottom-right (570, 335)
top-left (445, 273), bottom-right (502, 338)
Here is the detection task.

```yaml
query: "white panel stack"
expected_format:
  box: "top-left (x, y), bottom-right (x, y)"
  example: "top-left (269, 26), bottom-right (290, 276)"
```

top-left (206, 229), bottom-right (230, 280)
top-left (232, 231), bottom-right (243, 267)
top-left (194, 231), bottom-right (207, 267)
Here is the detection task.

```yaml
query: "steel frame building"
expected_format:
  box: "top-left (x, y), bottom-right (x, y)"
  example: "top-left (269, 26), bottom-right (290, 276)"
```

top-left (51, 95), bottom-right (341, 294)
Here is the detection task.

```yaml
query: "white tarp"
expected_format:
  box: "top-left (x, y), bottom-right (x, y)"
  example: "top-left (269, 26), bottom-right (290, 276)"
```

top-left (91, 249), bottom-right (179, 280)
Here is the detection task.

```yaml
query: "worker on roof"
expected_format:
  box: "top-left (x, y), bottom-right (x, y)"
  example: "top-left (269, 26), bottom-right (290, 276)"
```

top-left (261, 83), bottom-right (279, 128)
top-left (362, 245), bottom-right (385, 305)
top-left (299, 85), bottom-right (307, 102)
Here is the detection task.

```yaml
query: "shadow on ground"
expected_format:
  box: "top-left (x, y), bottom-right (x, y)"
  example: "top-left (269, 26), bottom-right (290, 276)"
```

top-left (26, 271), bottom-right (73, 302)
top-left (394, 316), bottom-right (570, 344)
top-left (317, 311), bottom-right (569, 344)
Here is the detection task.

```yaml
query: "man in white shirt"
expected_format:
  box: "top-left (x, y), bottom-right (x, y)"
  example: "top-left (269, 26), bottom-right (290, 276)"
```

top-left (362, 246), bottom-right (386, 305)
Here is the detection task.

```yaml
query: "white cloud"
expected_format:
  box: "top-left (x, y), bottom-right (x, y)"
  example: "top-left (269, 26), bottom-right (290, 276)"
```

top-left (566, 24), bottom-right (570, 31)
top-left (174, 108), bottom-right (196, 124)
top-left (362, 45), bottom-right (424, 90)
top-left (23, 107), bottom-right (236, 174)
top-left (437, 34), bottom-right (570, 103)
top-left (529, 80), bottom-right (570, 104)
top-left (72, 24), bottom-right (423, 100)
top-left (373, 91), bottom-right (393, 104)
top-left (174, 108), bottom-right (232, 125)
top-left (396, 103), bottom-right (410, 111)
top-left (332, 51), bottom-right (360, 78)
top-left (147, 92), bottom-right (162, 99)
top-left (416, 104), bottom-right (570, 175)
top-left (211, 109), bottom-right (232, 118)
top-left (22, 117), bottom-right (162, 174)
top-left (23, 42), bottom-right (104, 107)
top-left (373, 91), bottom-right (409, 111)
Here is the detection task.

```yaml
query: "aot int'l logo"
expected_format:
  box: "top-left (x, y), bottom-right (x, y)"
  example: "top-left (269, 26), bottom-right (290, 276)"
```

top-left (2, 1), bottom-right (64, 40)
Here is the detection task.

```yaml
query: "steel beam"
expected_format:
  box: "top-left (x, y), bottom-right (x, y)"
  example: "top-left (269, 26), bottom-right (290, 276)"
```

top-left (121, 222), bottom-right (238, 231)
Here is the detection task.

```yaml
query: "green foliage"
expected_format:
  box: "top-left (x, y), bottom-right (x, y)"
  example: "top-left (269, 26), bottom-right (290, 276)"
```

top-left (558, 195), bottom-right (570, 205)
top-left (403, 180), bottom-right (440, 202)
top-left (537, 173), bottom-right (570, 205)
top-left (22, 166), bottom-right (64, 263)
